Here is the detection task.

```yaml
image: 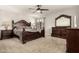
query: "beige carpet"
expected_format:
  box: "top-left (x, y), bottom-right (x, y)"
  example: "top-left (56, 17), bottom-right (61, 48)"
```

top-left (0, 37), bottom-right (66, 53)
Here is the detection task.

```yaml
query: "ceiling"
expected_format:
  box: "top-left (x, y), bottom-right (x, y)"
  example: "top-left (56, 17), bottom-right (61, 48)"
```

top-left (0, 5), bottom-right (76, 16)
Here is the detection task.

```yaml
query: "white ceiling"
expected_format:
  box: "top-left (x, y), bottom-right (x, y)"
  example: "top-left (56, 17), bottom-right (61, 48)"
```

top-left (0, 5), bottom-right (76, 16)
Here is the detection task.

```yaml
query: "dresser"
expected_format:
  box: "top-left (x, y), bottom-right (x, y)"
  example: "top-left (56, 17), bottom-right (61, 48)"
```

top-left (51, 28), bottom-right (79, 53)
top-left (66, 29), bottom-right (79, 53)
top-left (51, 27), bottom-right (68, 39)
top-left (0, 30), bottom-right (13, 40)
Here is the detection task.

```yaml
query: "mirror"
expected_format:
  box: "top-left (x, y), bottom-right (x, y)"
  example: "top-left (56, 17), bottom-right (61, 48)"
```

top-left (55, 14), bottom-right (71, 27)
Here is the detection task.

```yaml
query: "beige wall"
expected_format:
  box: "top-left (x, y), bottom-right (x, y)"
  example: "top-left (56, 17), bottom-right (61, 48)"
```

top-left (0, 10), bottom-right (35, 30)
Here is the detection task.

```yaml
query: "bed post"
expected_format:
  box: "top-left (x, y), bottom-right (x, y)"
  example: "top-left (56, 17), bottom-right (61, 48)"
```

top-left (23, 28), bottom-right (25, 32)
top-left (22, 28), bottom-right (26, 44)
top-left (12, 20), bottom-right (14, 29)
top-left (12, 20), bottom-right (14, 37)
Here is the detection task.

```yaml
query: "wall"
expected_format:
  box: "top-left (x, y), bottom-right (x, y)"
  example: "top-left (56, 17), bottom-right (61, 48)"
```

top-left (0, 10), bottom-right (13, 30)
top-left (0, 10), bottom-right (35, 30)
top-left (76, 7), bottom-right (79, 27)
top-left (45, 6), bottom-right (79, 36)
top-left (0, 9), bottom-right (45, 31)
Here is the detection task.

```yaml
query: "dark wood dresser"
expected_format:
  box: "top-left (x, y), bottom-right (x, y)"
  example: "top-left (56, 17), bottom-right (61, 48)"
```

top-left (51, 28), bottom-right (79, 53)
top-left (66, 29), bottom-right (79, 53)
top-left (51, 27), bottom-right (68, 39)
top-left (1, 30), bottom-right (13, 40)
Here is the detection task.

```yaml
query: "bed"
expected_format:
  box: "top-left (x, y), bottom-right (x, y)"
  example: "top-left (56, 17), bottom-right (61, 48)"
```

top-left (12, 20), bottom-right (44, 44)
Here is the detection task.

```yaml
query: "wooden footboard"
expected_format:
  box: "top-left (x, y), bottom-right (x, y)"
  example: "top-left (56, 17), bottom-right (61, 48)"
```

top-left (22, 32), bottom-right (41, 44)
top-left (21, 28), bottom-right (44, 44)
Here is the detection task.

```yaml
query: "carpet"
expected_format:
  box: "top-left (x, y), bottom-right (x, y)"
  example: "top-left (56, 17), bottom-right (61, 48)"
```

top-left (0, 37), bottom-right (66, 53)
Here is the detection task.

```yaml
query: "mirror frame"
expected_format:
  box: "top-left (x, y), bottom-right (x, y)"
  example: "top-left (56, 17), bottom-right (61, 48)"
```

top-left (55, 14), bottom-right (71, 28)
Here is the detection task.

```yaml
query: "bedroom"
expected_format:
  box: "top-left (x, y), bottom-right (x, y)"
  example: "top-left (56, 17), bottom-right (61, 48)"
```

top-left (0, 5), bottom-right (78, 53)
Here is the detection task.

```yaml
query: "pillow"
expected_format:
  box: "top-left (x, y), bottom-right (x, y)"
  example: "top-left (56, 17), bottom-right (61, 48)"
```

top-left (14, 27), bottom-right (23, 31)
top-left (14, 23), bottom-right (23, 27)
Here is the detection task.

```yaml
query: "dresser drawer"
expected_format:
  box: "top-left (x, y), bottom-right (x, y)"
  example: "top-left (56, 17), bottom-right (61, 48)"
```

top-left (2, 30), bottom-right (12, 34)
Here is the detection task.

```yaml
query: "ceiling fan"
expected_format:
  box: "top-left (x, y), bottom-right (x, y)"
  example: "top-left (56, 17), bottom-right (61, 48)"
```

top-left (29, 5), bottom-right (49, 13)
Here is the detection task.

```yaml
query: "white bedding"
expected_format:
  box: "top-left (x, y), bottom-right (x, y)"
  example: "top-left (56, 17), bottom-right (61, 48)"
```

top-left (13, 28), bottom-right (41, 41)
top-left (13, 28), bottom-right (41, 39)
top-left (25, 29), bottom-right (41, 32)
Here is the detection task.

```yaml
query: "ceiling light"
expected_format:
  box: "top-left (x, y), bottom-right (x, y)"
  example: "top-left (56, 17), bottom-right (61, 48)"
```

top-left (36, 10), bottom-right (41, 13)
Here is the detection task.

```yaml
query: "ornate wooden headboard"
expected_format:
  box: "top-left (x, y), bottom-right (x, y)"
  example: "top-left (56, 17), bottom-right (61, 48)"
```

top-left (55, 14), bottom-right (71, 28)
top-left (12, 20), bottom-right (31, 29)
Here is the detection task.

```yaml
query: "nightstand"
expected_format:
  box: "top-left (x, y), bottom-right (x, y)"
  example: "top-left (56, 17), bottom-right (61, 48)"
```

top-left (1, 30), bottom-right (13, 40)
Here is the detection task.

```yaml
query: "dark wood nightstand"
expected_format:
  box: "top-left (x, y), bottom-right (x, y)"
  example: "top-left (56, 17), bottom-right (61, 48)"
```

top-left (1, 30), bottom-right (13, 40)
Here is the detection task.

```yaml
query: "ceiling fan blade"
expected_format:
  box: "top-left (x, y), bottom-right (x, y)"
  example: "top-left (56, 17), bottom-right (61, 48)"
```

top-left (40, 9), bottom-right (49, 11)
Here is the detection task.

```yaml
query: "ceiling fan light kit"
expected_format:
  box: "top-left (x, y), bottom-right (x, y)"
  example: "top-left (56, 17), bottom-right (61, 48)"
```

top-left (29, 5), bottom-right (49, 14)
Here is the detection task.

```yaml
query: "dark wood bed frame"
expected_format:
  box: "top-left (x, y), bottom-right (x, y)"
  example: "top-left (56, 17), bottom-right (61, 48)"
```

top-left (12, 20), bottom-right (45, 44)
